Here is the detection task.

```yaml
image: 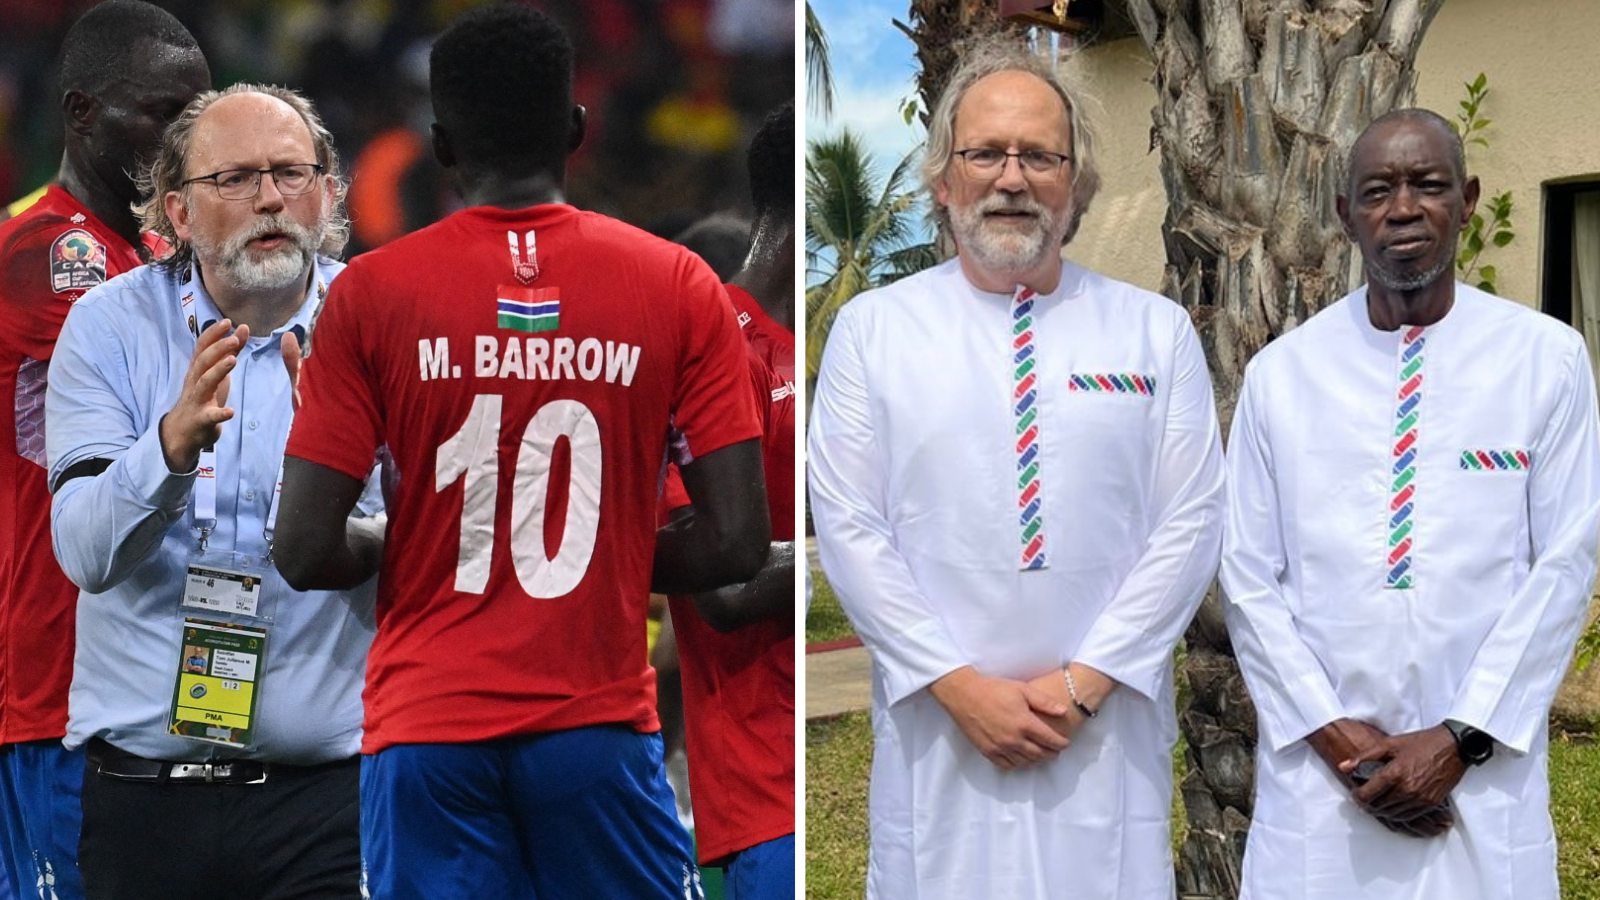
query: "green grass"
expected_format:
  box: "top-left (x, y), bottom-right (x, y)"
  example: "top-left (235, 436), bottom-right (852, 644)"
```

top-left (806, 568), bottom-right (856, 644)
top-left (804, 718), bottom-right (1600, 899)
top-left (1554, 734), bottom-right (1600, 897)
top-left (805, 712), bottom-right (872, 899)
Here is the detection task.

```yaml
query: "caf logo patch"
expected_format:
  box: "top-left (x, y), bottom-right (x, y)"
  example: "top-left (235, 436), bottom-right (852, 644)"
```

top-left (189, 683), bottom-right (208, 699)
top-left (50, 229), bottom-right (107, 294)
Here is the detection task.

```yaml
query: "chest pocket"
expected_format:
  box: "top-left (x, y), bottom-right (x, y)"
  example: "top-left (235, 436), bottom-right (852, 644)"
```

top-left (1067, 372), bottom-right (1157, 396)
top-left (1443, 446), bottom-right (1532, 588)
top-left (1063, 371), bottom-right (1160, 435)
top-left (1458, 448), bottom-right (1531, 472)
top-left (1451, 447), bottom-right (1532, 534)
top-left (1056, 371), bottom-right (1161, 467)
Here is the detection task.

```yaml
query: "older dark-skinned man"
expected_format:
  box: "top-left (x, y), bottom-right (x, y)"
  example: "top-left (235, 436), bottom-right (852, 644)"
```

top-left (45, 84), bottom-right (375, 899)
top-left (0, 4), bottom-right (208, 897)
top-left (807, 38), bottom-right (1224, 900)
top-left (1222, 108), bottom-right (1600, 900)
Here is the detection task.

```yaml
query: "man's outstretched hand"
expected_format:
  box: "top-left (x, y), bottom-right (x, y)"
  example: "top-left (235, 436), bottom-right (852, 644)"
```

top-left (160, 319), bottom-right (248, 472)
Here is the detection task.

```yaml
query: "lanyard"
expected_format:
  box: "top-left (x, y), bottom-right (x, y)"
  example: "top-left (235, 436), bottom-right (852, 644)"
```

top-left (191, 450), bottom-right (285, 556)
top-left (195, 447), bottom-right (217, 551)
top-left (183, 266), bottom-right (315, 557)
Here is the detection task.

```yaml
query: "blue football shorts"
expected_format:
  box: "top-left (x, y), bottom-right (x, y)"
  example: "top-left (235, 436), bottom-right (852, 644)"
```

top-left (723, 833), bottom-right (795, 900)
top-left (0, 740), bottom-right (84, 900)
top-left (361, 726), bottom-right (701, 899)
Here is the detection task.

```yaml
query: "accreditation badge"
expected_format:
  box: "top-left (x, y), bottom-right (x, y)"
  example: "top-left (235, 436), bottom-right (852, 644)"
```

top-left (182, 552), bottom-right (276, 620)
top-left (172, 552), bottom-right (277, 747)
top-left (169, 618), bottom-right (267, 748)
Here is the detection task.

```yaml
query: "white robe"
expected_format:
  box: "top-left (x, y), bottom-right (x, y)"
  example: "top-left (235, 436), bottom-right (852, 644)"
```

top-left (1221, 284), bottom-right (1600, 900)
top-left (808, 259), bottom-right (1224, 899)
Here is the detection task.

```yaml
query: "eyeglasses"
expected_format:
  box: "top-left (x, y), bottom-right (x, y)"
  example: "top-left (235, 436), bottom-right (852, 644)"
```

top-left (952, 148), bottom-right (1072, 181)
top-left (181, 164), bottom-right (324, 200)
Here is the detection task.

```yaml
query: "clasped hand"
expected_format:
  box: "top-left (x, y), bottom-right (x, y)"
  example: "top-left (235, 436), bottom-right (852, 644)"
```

top-left (1308, 718), bottom-right (1464, 838)
top-left (928, 666), bottom-right (1091, 771)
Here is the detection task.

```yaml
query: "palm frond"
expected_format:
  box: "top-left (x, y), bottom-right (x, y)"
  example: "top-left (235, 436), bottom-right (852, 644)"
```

top-left (805, 3), bottom-right (835, 119)
top-left (805, 132), bottom-right (940, 376)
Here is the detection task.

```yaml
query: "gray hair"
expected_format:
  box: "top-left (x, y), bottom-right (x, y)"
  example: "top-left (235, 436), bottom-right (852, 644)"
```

top-left (921, 39), bottom-right (1101, 245)
top-left (135, 82), bottom-right (350, 272)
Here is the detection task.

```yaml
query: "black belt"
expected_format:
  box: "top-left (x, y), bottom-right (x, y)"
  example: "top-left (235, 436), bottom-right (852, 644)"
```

top-left (86, 738), bottom-right (353, 785)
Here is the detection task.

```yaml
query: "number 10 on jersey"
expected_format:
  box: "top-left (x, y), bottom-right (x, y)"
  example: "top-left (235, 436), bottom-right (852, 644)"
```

top-left (435, 394), bottom-right (602, 598)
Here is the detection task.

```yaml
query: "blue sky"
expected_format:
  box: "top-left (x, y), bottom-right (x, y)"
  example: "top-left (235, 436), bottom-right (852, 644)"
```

top-left (808, 0), bottom-right (925, 169)
top-left (806, 0), bottom-right (933, 271)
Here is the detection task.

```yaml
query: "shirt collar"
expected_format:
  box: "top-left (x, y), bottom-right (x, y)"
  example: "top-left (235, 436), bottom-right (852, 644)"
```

top-left (179, 257), bottom-right (337, 342)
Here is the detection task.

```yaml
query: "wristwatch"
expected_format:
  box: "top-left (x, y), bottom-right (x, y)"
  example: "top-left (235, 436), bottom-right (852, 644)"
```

top-left (1443, 719), bottom-right (1494, 766)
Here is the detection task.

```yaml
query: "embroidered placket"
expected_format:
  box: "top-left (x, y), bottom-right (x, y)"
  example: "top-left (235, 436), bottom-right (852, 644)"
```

top-left (1014, 287), bottom-right (1047, 570)
top-left (1387, 326), bottom-right (1425, 590)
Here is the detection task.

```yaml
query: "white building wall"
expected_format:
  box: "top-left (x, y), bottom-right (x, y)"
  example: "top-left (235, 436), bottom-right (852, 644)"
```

top-left (1065, 0), bottom-right (1600, 308)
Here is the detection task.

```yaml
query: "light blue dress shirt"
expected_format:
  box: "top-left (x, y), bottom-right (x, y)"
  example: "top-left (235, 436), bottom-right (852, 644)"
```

top-left (47, 257), bottom-right (377, 764)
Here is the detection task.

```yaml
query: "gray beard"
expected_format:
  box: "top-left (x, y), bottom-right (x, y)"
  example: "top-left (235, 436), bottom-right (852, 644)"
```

top-left (948, 194), bottom-right (1066, 276)
top-left (193, 213), bottom-right (325, 293)
top-left (1368, 252), bottom-right (1455, 293)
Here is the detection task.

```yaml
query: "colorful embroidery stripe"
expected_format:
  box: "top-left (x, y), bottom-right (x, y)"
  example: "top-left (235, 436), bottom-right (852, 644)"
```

top-left (1014, 288), bottom-right (1047, 571)
top-left (1460, 449), bottom-right (1531, 470)
top-left (1387, 326), bottom-right (1425, 590)
top-left (1067, 373), bottom-right (1157, 395)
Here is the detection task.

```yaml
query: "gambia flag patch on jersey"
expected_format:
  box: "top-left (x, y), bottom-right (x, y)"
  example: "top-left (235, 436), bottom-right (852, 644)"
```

top-left (497, 285), bottom-right (560, 333)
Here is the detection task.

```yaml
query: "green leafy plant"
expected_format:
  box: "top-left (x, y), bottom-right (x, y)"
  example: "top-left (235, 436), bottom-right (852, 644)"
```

top-left (1577, 614), bottom-right (1600, 673)
top-left (1452, 72), bottom-right (1515, 294)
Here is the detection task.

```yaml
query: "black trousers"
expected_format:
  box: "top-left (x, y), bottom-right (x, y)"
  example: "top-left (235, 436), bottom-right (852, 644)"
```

top-left (78, 746), bottom-right (361, 900)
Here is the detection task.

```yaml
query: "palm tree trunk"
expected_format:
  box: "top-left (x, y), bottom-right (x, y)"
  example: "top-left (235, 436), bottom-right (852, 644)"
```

top-left (1123, 2), bottom-right (1445, 895)
top-left (900, 1), bottom-right (1028, 132)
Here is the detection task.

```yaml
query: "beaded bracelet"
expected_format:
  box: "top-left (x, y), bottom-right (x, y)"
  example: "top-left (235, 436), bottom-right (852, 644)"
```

top-left (1062, 666), bottom-right (1098, 719)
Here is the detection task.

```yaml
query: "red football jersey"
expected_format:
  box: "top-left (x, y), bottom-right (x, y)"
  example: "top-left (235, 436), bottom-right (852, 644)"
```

top-left (663, 343), bottom-right (794, 542)
top-left (725, 283), bottom-right (794, 385)
top-left (285, 204), bottom-right (762, 754)
top-left (0, 185), bottom-right (147, 743)
top-left (660, 339), bottom-right (796, 862)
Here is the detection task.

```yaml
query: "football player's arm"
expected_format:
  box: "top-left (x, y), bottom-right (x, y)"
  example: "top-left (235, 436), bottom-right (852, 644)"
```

top-left (275, 265), bottom-right (387, 591)
top-left (651, 438), bottom-right (769, 595)
top-left (275, 456), bottom-right (385, 591)
top-left (689, 539), bottom-right (794, 633)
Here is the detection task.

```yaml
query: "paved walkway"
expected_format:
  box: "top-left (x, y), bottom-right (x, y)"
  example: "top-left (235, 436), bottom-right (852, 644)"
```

top-left (805, 537), bottom-right (872, 722)
top-left (806, 644), bottom-right (871, 721)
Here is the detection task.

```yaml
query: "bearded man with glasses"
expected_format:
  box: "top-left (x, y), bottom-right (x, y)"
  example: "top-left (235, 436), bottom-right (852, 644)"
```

top-left (809, 38), bottom-right (1225, 900)
top-left (42, 83), bottom-right (380, 900)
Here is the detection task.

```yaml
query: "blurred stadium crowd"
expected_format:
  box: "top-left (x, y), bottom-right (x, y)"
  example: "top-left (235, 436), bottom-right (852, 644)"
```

top-left (0, 0), bottom-right (793, 248)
